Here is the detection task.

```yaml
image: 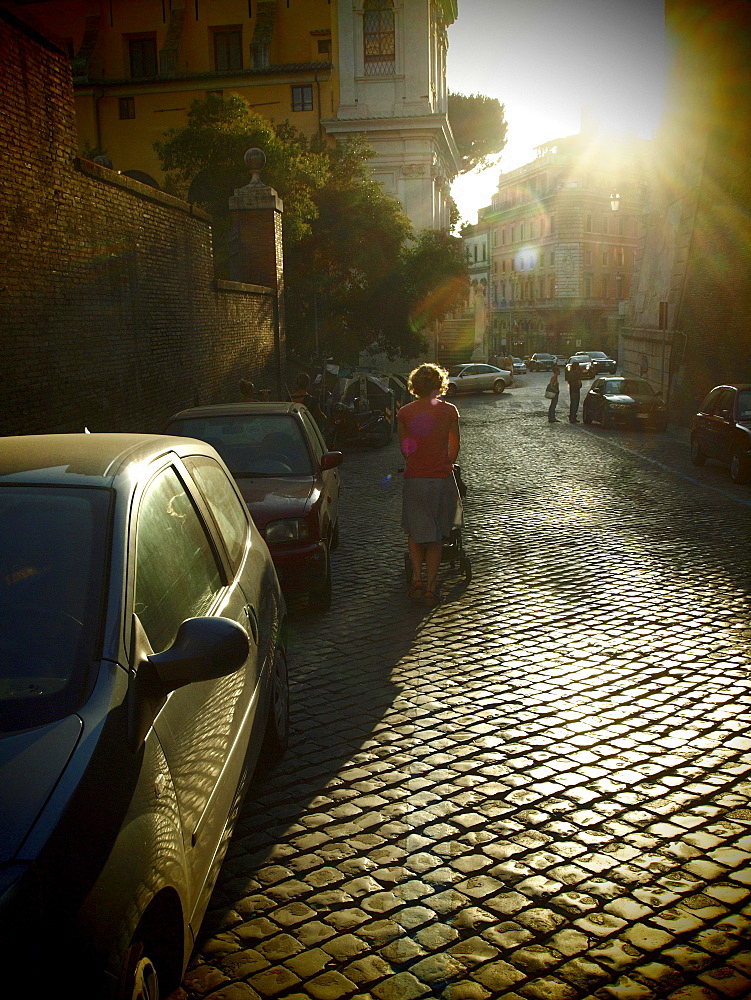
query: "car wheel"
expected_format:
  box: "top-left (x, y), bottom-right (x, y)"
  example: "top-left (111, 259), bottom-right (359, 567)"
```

top-left (330, 519), bottom-right (340, 550)
top-left (445, 383), bottom-right (457, 398)
top-left (261, 645), bottom-right (290, 760)
top-left (730, 449), bottom-right (751, 484)
top-left (129, 954), bottom-right (160, 1000)
top-left (690, 434), bottom-right (707, 466)
top-left (309, 550), bottom-right (332, 612)
top-left (601, 410), bottom-right (612, 430)
top-left (492, 379), bottom-right (506, 394)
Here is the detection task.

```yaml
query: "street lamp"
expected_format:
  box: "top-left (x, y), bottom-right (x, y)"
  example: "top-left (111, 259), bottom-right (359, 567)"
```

top-left (610, 191), bottom-right (621, 212)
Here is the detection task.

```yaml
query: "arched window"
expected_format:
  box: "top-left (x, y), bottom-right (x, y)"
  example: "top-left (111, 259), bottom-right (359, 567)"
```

top-left (364, 0), bottom-right (395, 76)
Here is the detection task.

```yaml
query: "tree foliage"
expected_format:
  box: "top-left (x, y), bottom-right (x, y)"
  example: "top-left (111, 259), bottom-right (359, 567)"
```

top-left (448, 92), bottom-right (508, 174)
top-left (155, 95), bottom-right (469, 360)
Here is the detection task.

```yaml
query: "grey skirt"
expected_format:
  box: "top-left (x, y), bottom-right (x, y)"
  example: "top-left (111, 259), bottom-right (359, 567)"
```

top-left (401, 475), bottom-right (460, 544)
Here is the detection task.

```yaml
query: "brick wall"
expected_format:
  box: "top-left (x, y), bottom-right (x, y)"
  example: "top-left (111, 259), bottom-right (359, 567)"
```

top-left (0, 8), bottom-right (283, 436)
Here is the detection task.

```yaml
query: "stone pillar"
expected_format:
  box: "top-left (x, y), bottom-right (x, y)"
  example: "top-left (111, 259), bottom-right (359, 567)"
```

top-left (228, 147), bottom-right (285, 397)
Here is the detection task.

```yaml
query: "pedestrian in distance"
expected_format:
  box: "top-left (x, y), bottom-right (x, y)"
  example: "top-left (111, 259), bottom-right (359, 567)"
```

top-left (239, 378), bottom-right (258, 401)
top-left (290, 372), bottom-right (325, 427)
top-left (546, 365), bottom-right (560, 422)
top-left (398, 363), bottom-right (460, 606)
top-left (565, 361), bottom-right (583, 423)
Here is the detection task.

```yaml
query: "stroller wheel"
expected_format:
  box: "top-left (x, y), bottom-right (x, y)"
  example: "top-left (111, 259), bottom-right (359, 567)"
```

top-left (403, 552), bottom-right (412, 584)
top-left (461, 553), bottom-right (472, 583)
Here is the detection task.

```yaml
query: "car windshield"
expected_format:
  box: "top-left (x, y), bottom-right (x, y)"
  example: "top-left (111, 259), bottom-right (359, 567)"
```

top-left (588, 352), bottom-right (607, 359)
top-left (0, 485), bottom-right (111, 732)
top-left (166, 413), bottom-right (314, 477)
top-left (737, 389), bottom-right (751, 420)
top-left (603, 379), bottom-right (655, 396)
top-left (570, 356), bottom-right (589, 363)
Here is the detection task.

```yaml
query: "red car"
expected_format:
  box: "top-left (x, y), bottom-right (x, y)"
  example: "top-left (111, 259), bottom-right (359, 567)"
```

top-left (164, 402), bottom-right (343, 610)
top-left (691, 383), bottom-right (751, 484)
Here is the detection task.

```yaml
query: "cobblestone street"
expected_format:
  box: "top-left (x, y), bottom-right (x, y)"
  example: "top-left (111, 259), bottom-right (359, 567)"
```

top-left (176, 373), bottom-right (751, 1000)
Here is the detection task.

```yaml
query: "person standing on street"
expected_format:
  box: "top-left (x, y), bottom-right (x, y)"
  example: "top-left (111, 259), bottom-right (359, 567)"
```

top-left (398, 363), bottom-right (460, 606)
top-left (290, 372), bottom-right (325, 427)
top-left (546, 365), bottom-right (560, 423)
top-left (566, 361), bottom-right (583, 423)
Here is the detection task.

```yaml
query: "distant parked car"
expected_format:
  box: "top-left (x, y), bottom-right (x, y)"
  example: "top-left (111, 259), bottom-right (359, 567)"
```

top-left (583, 376), bottom-right (668, 431)
top-left (528, 353), bottom-right (556, 371)
top-left (512, 357), bottom-right (527, 375)
top-left (690, 383), bottom-right (751, 484)
top-left (584, 351), bottom-right (617, 375)
top-left (445, 363), bottom-right (511, 396)
top-left (0, 432), bottom-right (288, 998)
top-left (565, 354), bottom-right (595, 378)
top-left (164, 402), bottom-right (343, 610)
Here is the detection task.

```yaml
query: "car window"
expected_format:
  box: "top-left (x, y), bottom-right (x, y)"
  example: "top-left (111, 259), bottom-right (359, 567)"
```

top-left (183, 455), bottom-right (248, 571)
top-left (710, 388), bottom-right (734, 416)
top-left (737, 389), bottom-right (751, 420)
top-left (0, 486), bottom-right (111, 731)
top-left (300, 410), bottom-right (325, 461)
top-left (135, 467), bottom-right (223, 654)
top-left (447, 366), bottom-right (465, 377)
top-left (165, 413), bottom-right (314, 477)
top-left (701, 387), bottom-right (722, 412)
top-left (588, 352), bottom-right (607, 359)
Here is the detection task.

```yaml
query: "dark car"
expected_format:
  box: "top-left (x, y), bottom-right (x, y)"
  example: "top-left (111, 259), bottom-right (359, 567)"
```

top-left (691, 383), bottom-right (751, 484)
top-left (583, 376), bottom-right (668, 431)
top-left (565, 354), bottom-right (595, 378)
top-left (0, 433), bottom-right (288, 998)
top-left (584, 351), bottom-right (617, 375)
top-left (445, 363), bottom-right (511, 396)
top-left (528, 353), bottom-right (556, 371)
top-left (164, 402), bottom-right (343, 610)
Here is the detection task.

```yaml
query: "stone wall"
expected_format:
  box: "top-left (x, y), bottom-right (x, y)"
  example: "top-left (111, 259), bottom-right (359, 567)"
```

top-left (0, 7), bottom-right (283, 436)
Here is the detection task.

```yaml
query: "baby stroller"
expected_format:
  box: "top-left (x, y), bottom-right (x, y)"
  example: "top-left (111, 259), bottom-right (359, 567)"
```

top-left (402, 465), bottom-right (472, 585)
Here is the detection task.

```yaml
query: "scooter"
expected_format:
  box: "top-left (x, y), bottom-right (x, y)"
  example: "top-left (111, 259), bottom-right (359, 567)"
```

top-left (328, 397), bottom-right (392, 448)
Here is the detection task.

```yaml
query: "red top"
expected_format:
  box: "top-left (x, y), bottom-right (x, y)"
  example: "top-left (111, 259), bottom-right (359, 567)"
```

top-left (398, 397), bottom-right (459, 478)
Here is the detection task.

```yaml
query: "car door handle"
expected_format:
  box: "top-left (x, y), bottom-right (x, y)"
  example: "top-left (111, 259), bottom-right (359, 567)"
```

top-left (244, 605), bottom-right (259, 645)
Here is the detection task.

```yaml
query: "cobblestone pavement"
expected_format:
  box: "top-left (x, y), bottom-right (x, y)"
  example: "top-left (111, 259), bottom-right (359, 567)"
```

top-left (174, 373), bottom-right (751, 1000)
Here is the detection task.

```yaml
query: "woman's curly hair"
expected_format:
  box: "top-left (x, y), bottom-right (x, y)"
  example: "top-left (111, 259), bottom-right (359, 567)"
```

top-left (408, 363), bottom-right (449, 398)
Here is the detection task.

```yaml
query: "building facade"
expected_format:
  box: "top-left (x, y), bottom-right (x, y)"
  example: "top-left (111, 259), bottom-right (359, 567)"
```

top-left (6, 0), bottom-right (459, 231)
top-left (466, 132), bottom-right (651, 362)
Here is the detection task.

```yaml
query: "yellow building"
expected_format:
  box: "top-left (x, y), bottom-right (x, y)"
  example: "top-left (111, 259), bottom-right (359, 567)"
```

top-left (7, 0), bottom-right (459, 230)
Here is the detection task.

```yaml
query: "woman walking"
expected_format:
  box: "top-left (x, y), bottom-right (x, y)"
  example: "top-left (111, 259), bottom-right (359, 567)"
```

top-left (398, 363), bottom-right (460, 605)
top-left (546, 365), bottom-right (560, 422)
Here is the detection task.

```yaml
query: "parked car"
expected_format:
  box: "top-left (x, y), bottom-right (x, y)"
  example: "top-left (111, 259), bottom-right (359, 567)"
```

top-left (445, 363), bottom-right (511, 396)
top-left (690, 383), bottom-right (751, 484)
top-left (583, 376), bottom-right (668, 431)
top-left (164, 403), bottom-right (342, 610)
top-left (528, 353), bottom-right (556, 371)
top-left (0, 432), bottom-right (288, 998)
top-left (584, 351), bottom-right (618, 375)
top-left (512, 357), bottom-right (528, 375)
top-left (565, 354), bottom-right (595, 378)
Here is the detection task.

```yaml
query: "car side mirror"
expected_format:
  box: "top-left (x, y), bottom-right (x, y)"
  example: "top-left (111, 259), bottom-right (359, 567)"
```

top-left (321, 451), bottom-right (344, 470)
top-left (129, 615), bottom-right (249, 747)
top-left (718, 408), bottom-right (732, 421)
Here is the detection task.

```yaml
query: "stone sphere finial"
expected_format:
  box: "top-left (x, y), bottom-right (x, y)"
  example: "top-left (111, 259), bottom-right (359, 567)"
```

top-left (244, 147), bottom-right (266, 186)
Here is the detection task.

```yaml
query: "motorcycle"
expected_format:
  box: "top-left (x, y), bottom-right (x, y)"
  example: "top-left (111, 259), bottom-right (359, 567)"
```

top-left (328, 398), bottom-right (392, 449)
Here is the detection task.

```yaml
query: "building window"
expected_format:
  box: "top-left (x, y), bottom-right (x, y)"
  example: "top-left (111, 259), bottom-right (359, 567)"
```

top-left (600, 274), bottom-right (609, 298)
top-left (584, 249), bottom-right (592, 265)
top-left (618, 217), bottom-right (624, 236)
top-left (586, 213), bottom-right (592, 232)
top-left (539, 251), bottom-right (545, 268)
top-left (511, 226), bottom-right (515, 242)
top-left (550, 215), bottom-right (556, 233)
top-left (549, 277), bottom-right (556, 297)
top-left (602, 250), bottom-right (608, 266)
top-left (602, 216), bottom-right (609, 234)
top-left (501, 260), bottom-right (506, 273)
top-left (615, 248), bottom-right (624, 266)
top-left (538, 278), bottom-right (545, 298)
top-left (364, 0), bottom-right (395, 76)
top-left (616, 274), bottom-right (624, 298)
top-left (213, 27), bottom-right (243, 71)
top-left (292, 85), bottom-right (313, 111)
top-left (119, 96), bottom-right (135, 119)
top-left (481, 244), bottom-right (486, 261)
top-left (585, 274), bottom-right (592, 297)
top-left (520, 223), bottom-right (525, 241)
top-left (549, 251), bottom-right (555, 265)
top-left (128, 35), bottom-right (158, 78)
top-left (317, 38), bottom-right (332, 54)
top-left (502, 229), bottom-right (506, 245)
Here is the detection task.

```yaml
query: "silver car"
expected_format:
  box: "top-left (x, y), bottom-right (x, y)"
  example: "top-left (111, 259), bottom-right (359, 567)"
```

top-left (0, 433), bottom-right (288, 998)
top-left (445, 363), bottom-right (511, 396)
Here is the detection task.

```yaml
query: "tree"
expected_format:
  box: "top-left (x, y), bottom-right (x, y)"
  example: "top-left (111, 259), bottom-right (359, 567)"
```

top-left (448, 92), bottom-right (508, 174)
